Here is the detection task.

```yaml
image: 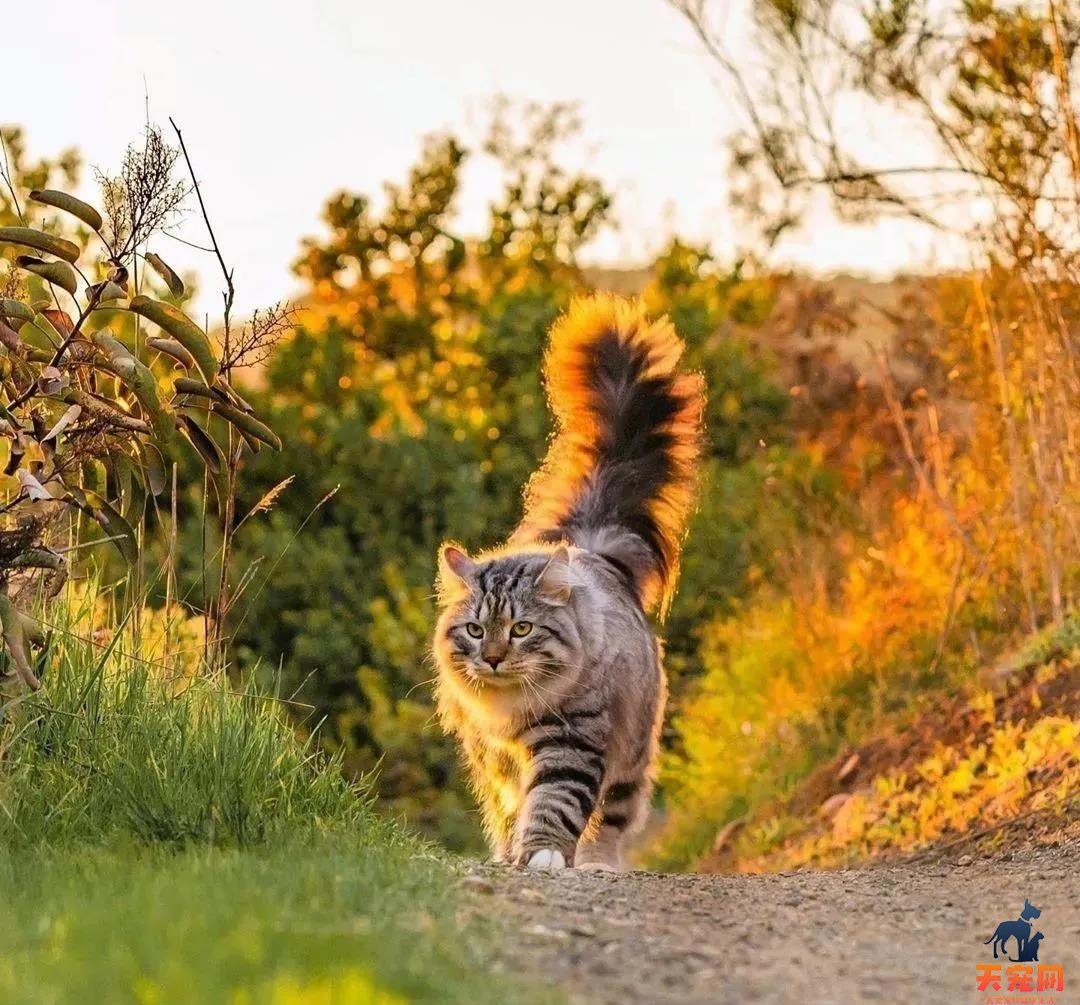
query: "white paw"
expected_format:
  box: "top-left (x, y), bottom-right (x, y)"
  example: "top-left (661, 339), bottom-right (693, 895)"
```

top-left (576, 860), bottom-right (618, 872)
top-left (525, 849), bottom-right (566, 870)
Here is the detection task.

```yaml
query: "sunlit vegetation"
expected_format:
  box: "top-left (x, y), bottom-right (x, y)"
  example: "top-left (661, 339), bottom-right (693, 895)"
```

top-left (5, 3), bottom-right (1079, 897)
top-left (0, 129), bottom-right (552, 1001)
top-left (699, 619), bottom-right (1080, 872)
top-left (0, 581), bottom-right (550, 1003)
top-left (654, 0), bottom-right (1080, 870)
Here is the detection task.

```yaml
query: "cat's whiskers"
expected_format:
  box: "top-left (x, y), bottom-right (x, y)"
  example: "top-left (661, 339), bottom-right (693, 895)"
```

top-left (406, 674), bottom-right (443, 698)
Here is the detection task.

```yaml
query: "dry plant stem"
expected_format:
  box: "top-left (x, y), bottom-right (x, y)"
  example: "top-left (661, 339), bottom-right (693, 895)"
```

top-left (200, 468), bottom-right (211, 667)
top-left (973, 279), bottom-right (1039, 633)
top-left (873, 349), bottom-right (979, 560)
top-left (1019, 346), bottom-right (1063, 625)
top-left (1043, 291), bottom-right (1080, 574)
top-left (167, 463), bottom-right (178, 615)
top-left (928, 548), bottom-right (966, 675)
top-left (170, 117), bottom-right (237, 665)
top-left (228, 486), bottom-right (341, 644)
top-left (168, 118), bottom-right (234, 341)
top-left (1021, 276), bottom-right (1077, 619)
top-left (215, 435), bottom-right (240, 668)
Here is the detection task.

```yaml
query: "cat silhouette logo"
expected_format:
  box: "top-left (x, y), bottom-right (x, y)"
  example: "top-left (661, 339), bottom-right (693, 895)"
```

top-left (975, 897), bottom-right (1065, 997)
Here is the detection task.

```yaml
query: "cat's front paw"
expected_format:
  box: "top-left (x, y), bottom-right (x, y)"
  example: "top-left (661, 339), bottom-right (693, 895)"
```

top-left (524, 848), bottom-right (566, 870)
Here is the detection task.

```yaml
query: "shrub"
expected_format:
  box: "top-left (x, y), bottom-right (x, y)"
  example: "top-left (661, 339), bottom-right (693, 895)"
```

top-left (0, 125), bottom-right (283, 688)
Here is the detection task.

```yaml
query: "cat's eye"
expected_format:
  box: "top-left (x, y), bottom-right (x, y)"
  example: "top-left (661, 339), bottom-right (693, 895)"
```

top-left (510, 620), bottom-right (533, 638)
top-left (464, 623), bottom-right (484, 639)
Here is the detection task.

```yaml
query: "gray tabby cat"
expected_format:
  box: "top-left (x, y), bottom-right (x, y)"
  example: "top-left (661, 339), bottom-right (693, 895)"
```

top-left (433, 294), bottom-right (704, 870)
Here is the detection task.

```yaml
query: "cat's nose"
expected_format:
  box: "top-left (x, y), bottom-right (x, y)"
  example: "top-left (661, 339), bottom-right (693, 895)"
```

top-left (484, 654), bottom-right (504, 672)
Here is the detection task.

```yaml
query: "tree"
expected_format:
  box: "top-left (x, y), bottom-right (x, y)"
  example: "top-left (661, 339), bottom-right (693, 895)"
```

top-left (670, 0), bottom-right (1080, 261)
top-left (671, 0), bottom-right (1080, 628)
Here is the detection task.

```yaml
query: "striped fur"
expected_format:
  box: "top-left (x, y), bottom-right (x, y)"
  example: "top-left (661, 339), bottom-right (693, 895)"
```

top-left (433, 296), bottom-right (704, 870)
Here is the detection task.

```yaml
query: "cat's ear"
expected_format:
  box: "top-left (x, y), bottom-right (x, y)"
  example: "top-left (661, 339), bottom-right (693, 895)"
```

top-left (535, 546), bottom-right (573, 605)
top-left (438, 543), bottom-right (476, 602)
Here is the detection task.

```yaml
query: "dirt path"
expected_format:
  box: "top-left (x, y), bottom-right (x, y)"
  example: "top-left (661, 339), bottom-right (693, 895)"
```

top-left (463, 840), bottom-right (1080, 1004)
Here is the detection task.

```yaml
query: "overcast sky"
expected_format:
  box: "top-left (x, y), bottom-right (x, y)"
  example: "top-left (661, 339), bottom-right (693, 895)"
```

top-left (12, 0), bottom-right (959, 317)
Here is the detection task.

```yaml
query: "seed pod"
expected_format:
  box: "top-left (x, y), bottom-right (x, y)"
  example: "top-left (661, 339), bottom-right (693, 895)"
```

top-left (177, 414), bottom-right (223, 473)
top-left (146, 337), bottom-right (195, 370)
top-left (210, 400), bottom-right (281, 450)
top-left (92, 330), bottom-right (135, 364)
top-left (28, 189), bottom-right (104, 231)
top-left (139, 441), bottom-right (167, 495)
top-left (128, 296), bottom-right (219, 382)
top-left (0, 226), bottom-right (80, 264)
top-left (173, 376), bottom-right (227, 402)
top-left (69, 488), bottom-right (140, 566)
top-left (15, 256), bottom-right (78, 296)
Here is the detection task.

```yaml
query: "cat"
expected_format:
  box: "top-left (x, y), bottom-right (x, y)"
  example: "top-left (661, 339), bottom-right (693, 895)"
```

top-left (1011, 932), bottom-right (1043, 963)
top-left (432, 294), bottom-right (704, 870)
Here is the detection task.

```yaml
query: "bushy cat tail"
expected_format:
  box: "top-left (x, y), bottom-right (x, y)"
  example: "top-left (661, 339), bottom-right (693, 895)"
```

top-left (515, 294), bottom-right (705, 618)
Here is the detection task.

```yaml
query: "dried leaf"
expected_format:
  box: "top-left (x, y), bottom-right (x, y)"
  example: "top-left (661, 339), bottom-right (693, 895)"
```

top-left (43, 403), bottom-right (82, 441)
top-left (37, 365), bottom-right (68, 395)
top-left (144, 252), bottom-right (184, 297)
top-left (17, 469), bottom-right (53, 501)
top-left (41, 309), bottom-right (74, 336)
top-left (0, 319), bottom-right (21, 351)
top-left (86, 280), bottom-right (128, 304)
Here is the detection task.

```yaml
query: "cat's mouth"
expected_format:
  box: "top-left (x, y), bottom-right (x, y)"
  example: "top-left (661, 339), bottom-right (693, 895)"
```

top-left (465, 668), bottom-right (523, 688)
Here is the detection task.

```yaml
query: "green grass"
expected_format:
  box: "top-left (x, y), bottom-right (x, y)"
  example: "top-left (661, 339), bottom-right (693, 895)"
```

top-left (0, 589), bottom-right (554, 1004)
top-left (0, 836), bottom-right (541, 1005)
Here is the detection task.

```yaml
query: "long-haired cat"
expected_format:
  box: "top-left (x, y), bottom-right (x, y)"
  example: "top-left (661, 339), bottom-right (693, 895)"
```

top-left (433, 295), bottom-right (704, 870)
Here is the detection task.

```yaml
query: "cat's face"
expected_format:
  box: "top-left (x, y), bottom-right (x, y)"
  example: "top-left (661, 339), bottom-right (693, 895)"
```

top-left (435, 545), bottom-right (582, 691)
